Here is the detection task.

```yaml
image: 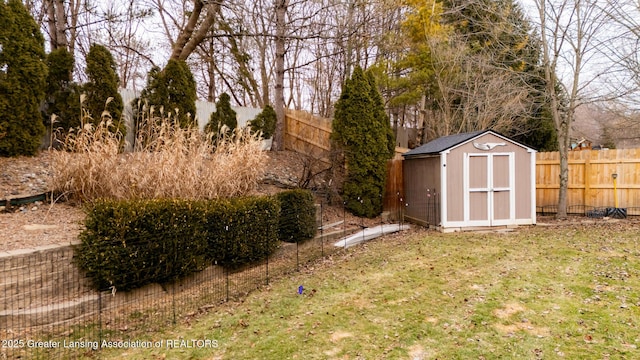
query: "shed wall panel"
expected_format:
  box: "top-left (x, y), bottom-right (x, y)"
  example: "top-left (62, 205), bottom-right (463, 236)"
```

top-left (454, 133), bottom-right (523, 155)
top-left (494, 191), bottom-right (511, 220)
top-left (514, 150), bottom-right (533, 219)
top-left (469, 192), bottom-right (488, 221)
top-left (403, 156), bottom-right (440, 225)
top-left (445, 150), bottom-right (465, 222)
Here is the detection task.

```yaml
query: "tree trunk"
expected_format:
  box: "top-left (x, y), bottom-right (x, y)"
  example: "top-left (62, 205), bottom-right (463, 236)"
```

top-left (556, 122), bottom-right (570, 218)
top-left (54, 0), bottom-right (68, 49)
top-left (45, 0), bottom-right (57, 50)
top-left (167, 1), bottom-right (223, 62)
top-left (44, 0), bottom-right (68, 50)
top-left (206, 39), bottom-right (216, 102)
top-left (177, 6), bottom-right (219, 61)
top-left (169, 0), bottom-right (204, 60)
top-left (68, 0), bottom-right (81, 56)
top-left (272, 0), bottom-right (288, 151)
top-left (218, 17), bottom-right (263, 107)
top-left (533, 0), bottom-right (608, 219)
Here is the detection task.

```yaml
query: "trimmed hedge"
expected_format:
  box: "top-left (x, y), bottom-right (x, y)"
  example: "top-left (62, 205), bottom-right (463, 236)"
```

top-left (75, 197), bottom-right (279, 291)
top-left (276, 189), bottom-right (317, 243)
top-left (203, 197), bottom-right (280, 267)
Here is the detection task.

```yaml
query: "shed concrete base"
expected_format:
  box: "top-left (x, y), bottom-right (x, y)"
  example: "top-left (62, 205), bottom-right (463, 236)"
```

top-left (403, 215), bottom-right (535, 233)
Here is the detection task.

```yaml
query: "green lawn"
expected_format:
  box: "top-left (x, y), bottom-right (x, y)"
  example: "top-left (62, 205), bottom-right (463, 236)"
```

top-left (98, 221), bottom-right (640, 359)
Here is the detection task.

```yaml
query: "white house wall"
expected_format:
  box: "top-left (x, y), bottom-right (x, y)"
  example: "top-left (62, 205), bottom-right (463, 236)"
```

top-left (119, 88), bottom-right (262, 151)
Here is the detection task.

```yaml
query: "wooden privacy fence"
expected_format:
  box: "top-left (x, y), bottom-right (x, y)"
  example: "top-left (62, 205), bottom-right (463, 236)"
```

top-left (284, 109), bottom-right (332, 163)
top-left (283, 111), bottom-right (640, 213)
top-left (536, 148), bottom-right (640, 209)
top-left (384, 156), bottom-right (404, 219)
top-left (283, 109), bottom-right (403, 213)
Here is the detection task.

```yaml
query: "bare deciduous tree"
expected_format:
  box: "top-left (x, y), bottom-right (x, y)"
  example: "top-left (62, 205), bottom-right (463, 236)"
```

top-left (533, 0), bottom-right (610, 218)
top-left (599, 0), bottom-right (640, 112)
top-left (98, 1), bottom-right (155, 90)
top-left (419, 36), bottom-right (534, 142)
top-left (152, 0), bottom-right (224, 61)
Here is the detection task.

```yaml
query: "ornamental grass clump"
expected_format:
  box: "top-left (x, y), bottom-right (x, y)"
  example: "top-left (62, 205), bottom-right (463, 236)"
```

top-left (51, 104), bottom-right (266, 202)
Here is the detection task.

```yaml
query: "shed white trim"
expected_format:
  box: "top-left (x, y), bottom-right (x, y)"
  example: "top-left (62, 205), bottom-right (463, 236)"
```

top-left (529, 149), bottom-right (537, 224)
top-left (448, 131), bottom-right (534, 153)
top-left (440, 150), bottom-right (449, 226)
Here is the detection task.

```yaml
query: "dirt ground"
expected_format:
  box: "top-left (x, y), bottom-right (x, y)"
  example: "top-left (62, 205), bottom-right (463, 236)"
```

top-left (0, 150), bottom-right (384, 252)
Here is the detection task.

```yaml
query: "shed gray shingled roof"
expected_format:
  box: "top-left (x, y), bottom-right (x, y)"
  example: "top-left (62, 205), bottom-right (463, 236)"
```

top-left (403, 130), bottom-right (486, 158)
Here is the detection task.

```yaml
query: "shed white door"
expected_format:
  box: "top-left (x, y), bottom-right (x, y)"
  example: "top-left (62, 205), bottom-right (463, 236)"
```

top-left (465, 153), bottom-right (515, 226)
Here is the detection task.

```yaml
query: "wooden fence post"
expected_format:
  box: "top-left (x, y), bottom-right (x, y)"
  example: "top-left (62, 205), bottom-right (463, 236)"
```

top-left (584, 154), bottom-right (591, 207)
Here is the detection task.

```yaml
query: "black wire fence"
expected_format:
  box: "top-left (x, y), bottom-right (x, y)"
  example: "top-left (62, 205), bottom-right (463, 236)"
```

top-left (537, 205), bottom-right (640, 218)
top-left (0, 201), bottom-right (366, 360)
top-left (401, 188), bottom-right (440, 228)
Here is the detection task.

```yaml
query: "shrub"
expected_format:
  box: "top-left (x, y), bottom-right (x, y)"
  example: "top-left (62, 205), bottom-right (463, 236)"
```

top-left (205, 93), bottom-right (237, 136)
top-left (137, 59), bottom-right (197, 128)
top-left (276, 189), bottom-right (317, 243)
top-left (83, 44), bottom-right (125, 136)
top-left (0, 0), bottom-right (47, 156)
top-left (204, 196), bottom-right (280, 267)
top-left (75, 196), bottom-right (280, 291)
top-left (248, 104), bottom-right (277, 139)
top-left (330, 66), bottom-right (395, 217)
top-left (42, 48), bottom-right (82, 132)
top-left (75, 199), bottom-right (210, 291)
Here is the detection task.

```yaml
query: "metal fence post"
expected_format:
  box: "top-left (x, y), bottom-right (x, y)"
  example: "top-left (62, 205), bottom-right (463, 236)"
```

top-left (359, 197), bottom-right (364, 243)
top-left (225, 267), bottom-right (229, 302)
top-left (172, 283), bottom-right (176, 325)
top-left (343, 201), bottom-right (348, 249)
top-left (296, 240), bottom-right (299, 271)
top-left (265, 230), bottom-right (269, 286)
top-left (320, 201), bottom-right (324, 257)
top-left (98, 291), bottom-right (103, 347)
top-left (380, 193), bottom-right (384, 236)
top-left (225, 227), bottom-right (229, 302)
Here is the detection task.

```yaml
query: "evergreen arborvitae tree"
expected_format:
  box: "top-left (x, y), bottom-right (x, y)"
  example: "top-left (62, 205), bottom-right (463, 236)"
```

top-left (331, 66), bottom-right (395, 218)
top-left (366, 70), bottom-right (396, 157)
top-left (205, 93), bottom-right (237, 135)
top-left (42, 48), bottom-right (81, 132)
top-left (83, 44), bottom-right (125, 135)
top-left (139, 59), bottom-right (197, 128)
top-left (0, 0), bottom-right (47, 156)
top-left (248, 104), bottom-right (277, 139)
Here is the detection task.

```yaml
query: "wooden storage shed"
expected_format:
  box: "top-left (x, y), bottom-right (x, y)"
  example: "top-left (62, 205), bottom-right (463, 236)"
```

top-left (402, 130), bottom-right (536, 231)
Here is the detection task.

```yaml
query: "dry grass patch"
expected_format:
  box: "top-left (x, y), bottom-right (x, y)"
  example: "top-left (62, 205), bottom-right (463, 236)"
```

top-left (329, 330), bottom-right (353, 342)
top-left (51, 115), bottom-right (265, 202)
top-left (408, 344), bottom-right (434, 360)
top-left (494, 322), bottom-right (551, 338)
top-left (493, 302), bottom-right (526, 319)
